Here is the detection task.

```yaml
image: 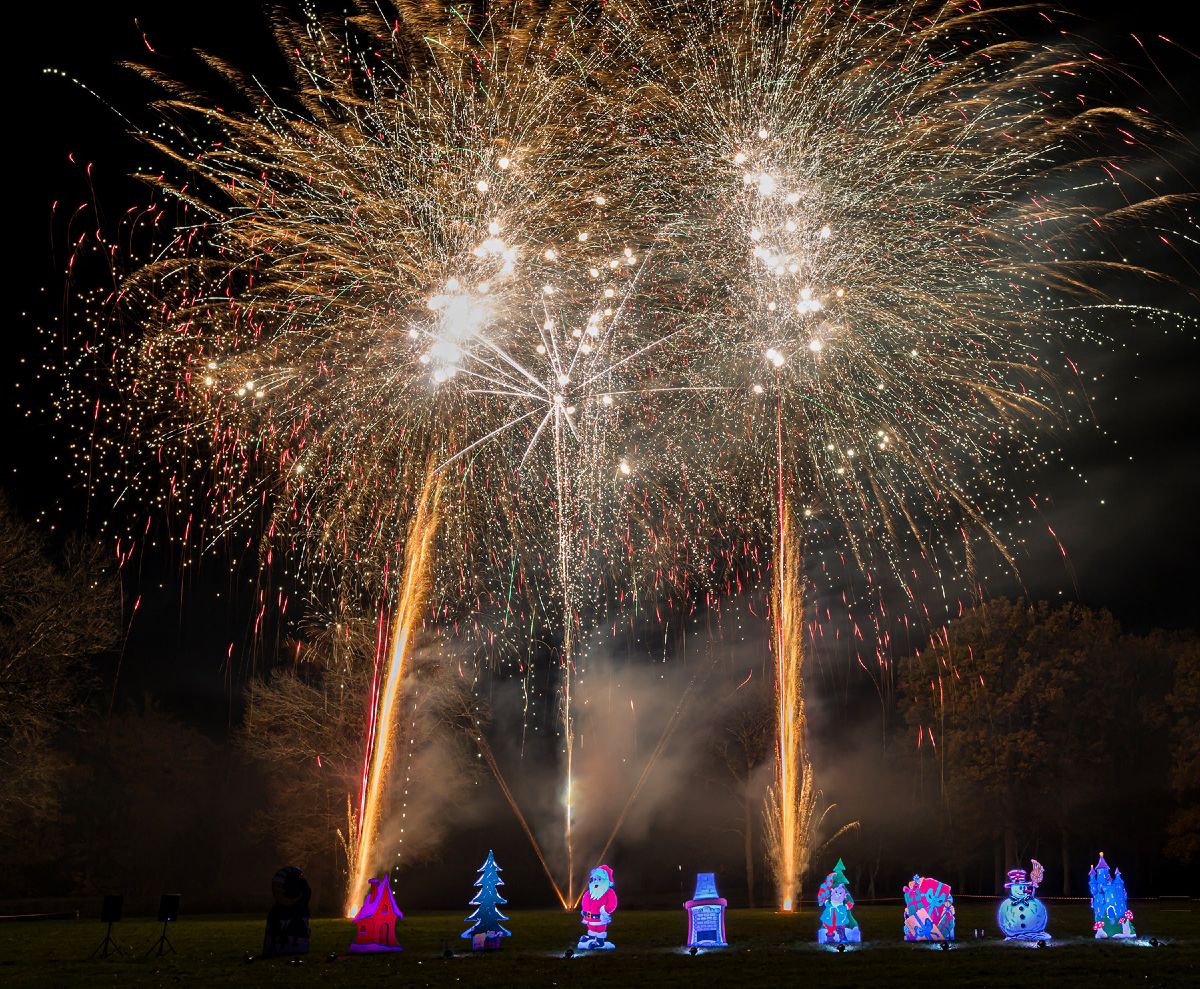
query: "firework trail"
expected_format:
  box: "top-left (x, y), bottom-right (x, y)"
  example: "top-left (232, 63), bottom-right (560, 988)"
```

top-left (767, 493), bottom-right (809, 910)
top-left (347, 463), bottom-right (441, 916)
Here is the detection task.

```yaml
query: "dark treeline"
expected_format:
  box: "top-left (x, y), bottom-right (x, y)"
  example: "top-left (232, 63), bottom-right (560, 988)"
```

top-left (0, 495), bottom-right (271, 913)
top-left (3, 495), bottom-right (1198, 912)
top-left (830, 599), bottom-right (1200, 902)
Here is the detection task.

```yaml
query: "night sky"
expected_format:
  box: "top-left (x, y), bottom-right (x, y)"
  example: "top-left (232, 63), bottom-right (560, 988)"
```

top-left (8, 3), bottom-right (1200, 742)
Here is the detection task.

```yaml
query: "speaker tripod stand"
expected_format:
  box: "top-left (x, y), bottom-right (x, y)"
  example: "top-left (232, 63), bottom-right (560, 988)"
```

top-left (89, 921), bottom-right (124, 958)
top-left (145, 919), bottom-right (176, 956)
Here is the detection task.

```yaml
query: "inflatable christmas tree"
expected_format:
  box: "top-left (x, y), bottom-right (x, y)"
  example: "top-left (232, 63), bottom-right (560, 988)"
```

top-left (461, 850), bottom-right (511, 948)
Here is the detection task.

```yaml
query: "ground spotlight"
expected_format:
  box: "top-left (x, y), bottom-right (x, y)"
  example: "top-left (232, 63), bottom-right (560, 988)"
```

top-left (837, 943), bottom-right (847, 953)
top-left (325, 952), bottom-right (338, 963)
top-left (564, 948), bottom-right (574, 959)
top-left (940, 941), bottom-right (951, 952)
top-left (1037, 940), bottom-right (1048, 949)
top-left (442, 948), bottom-right (454, 959)
top-left (689, 946), bottom-right (699, 956)
top-left (1149, 938), bottom-right (1162, 948)
top-left (243, 953), bottom-right (255, 964)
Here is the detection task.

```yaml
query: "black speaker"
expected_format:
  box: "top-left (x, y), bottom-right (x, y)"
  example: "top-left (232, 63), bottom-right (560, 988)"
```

top-left (146, 894), bottom-right (182, 956)
top-left (89, 894), bottom-right (125, 958)
top-left (158, 894), bottom-right (182, 923)
top-left (100, 895), bottom-right (123, 924)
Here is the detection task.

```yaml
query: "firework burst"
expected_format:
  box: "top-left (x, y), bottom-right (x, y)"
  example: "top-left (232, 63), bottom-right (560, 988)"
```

top-left (58, 0), bottom-right (1192, 910)
top-left (66, 0), bottom-right (717, 904)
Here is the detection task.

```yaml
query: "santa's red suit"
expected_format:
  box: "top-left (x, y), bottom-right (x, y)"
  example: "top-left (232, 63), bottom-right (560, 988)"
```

top-left (580, 883), bottom-right (618, 938)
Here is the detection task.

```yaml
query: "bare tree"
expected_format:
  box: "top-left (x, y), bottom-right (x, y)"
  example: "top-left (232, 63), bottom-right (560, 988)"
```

top-left (241, 618), bottom-right (376, 897)
top-left (241, 615), bottom-right (483, 903)
top-left (711, 681), bottom-right (773, 907)
top-left (0, 493), bottom-right (119, 843)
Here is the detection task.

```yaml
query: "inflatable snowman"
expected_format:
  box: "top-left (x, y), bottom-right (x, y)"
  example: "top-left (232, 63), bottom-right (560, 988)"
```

top-left (998, 859), bottom-right (1051, 942)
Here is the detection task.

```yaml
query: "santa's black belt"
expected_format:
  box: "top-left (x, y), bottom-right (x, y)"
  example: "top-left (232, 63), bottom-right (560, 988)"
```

top-left (582, 911), bottom-right (602, 920)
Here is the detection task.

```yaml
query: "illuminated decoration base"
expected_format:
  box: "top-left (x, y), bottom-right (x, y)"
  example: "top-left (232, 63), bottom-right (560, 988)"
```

top-left (462, 850), bottom-right (512, 947)
top-left (998, 860), bottom-right (1050, 942)
top-left (902, 875), bottom-right (955, 941)
top-left (471, 932), bottom-right (504, 951)
top-left (348, 875), bottom-right (404, 953)
top-left (816, 859), bottom-right (861, 944)
top-left (684, 873), bottom-right (728, 948)
top-left (577, 865), bottom-right (619, 951)
top-left (1089, 852), bottom-right (1135, 939)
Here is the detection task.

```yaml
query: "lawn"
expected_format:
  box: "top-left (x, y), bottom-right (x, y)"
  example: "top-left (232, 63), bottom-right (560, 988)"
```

top-left (1, 901), bottom-right (1196, 988)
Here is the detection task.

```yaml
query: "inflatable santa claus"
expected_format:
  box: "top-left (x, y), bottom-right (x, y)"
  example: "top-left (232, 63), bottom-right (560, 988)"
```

top-left (578, 865), bottom-right (619, 950)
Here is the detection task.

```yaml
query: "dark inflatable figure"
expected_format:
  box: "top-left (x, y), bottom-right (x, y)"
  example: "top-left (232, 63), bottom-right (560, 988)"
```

top-left (262, 866), bottom-right (312, 957)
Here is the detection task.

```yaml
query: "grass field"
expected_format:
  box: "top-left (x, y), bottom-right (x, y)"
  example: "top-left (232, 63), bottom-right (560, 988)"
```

top-left (1, 901), bottom-right (1196, 988)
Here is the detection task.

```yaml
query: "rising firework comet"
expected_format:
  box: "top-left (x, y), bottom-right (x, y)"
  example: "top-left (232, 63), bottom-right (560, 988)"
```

top-left (347, 463), bottom-right (441, 914)
top-left (57, 0), bottom-right (1192, 914)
